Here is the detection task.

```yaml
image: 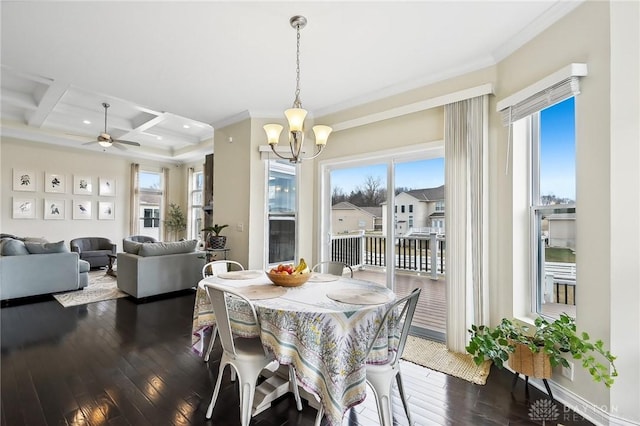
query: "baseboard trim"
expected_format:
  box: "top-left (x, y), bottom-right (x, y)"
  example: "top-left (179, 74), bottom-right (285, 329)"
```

top-left (509, 369), bottom-right (639, 426)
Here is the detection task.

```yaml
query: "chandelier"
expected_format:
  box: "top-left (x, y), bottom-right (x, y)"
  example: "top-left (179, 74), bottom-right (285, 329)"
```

top-left (263, 15), bottom-right (332, 163)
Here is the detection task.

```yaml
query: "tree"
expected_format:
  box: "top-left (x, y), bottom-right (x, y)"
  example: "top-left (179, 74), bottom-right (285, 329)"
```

top-left (331, 186), bottom-right (348, 205)
top-left (164, 203), bottom-right (187, 241)
top-left (356, 175), bottom-right (386, 206)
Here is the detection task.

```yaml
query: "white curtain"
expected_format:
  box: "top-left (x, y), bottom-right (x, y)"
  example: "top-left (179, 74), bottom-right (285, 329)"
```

top-left (129, 163), bottom-right (140, 235)
top-left (161, 167), bottom-right (169, 240)
top-left (444, 95), bottom-right (489, 353)
top-left (187, 167), bottom-right (194, 239)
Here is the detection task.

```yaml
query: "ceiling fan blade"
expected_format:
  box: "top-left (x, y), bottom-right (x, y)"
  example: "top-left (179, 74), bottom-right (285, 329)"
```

top-left (113, 139), bottom-right (140, 147)
top-left (82, 141), bottom-right (99, 146)
top-left (112, 143), bottom-right (128, 151)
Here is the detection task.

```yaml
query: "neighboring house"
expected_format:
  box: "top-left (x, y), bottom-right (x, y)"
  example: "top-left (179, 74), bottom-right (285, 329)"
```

top-left (547, 213), bottom-right (576, 249)
top-left (381, 185), bottom-right (445, 236)
top-left (331, 202), bottom-right (381, 234)
top-left (138, 193), bottom-right (161, 241)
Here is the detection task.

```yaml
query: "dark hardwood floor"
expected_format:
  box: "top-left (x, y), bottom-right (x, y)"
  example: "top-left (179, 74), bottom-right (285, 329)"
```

top-left (1, 290), bottom-right (593, 426)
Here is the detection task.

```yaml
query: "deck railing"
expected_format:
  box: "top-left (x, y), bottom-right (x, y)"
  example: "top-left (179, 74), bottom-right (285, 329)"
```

top-left (330, 233), bottom-right (446, 279)
top-left (330, 233), bottom-right (576, 305)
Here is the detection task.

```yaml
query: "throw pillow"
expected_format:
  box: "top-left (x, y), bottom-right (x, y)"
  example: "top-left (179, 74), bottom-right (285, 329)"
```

top-left (25, 240), bottom-right (69, 254)
top-left (21, 236), bottom-right (49, 244)
top-left (123, 239), bottom-right (142, 254)
top-left (137, 240), bottom-right (197, 257)
top-left (0, 238), bottom-right (29, 256)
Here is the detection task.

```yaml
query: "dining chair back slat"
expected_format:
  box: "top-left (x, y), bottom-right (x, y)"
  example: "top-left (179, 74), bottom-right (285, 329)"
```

top-left (364, 288), bottom-right (421, 426)
top-left (201, 260), bottom-right (246, 362)
top-left (202, 260), bottom-right (244, 278)
top-left (311, 261), bottom-right (353, 278)
top-left (203, 282), bottom-right (279, 425)
top-left (204, 283), bottom-right (262, 359)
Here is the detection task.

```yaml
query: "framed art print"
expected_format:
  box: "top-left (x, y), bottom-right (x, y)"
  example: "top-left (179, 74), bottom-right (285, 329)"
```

top-left (98, 201), bottom-right (115, 220)
top-left (73, 175), bottom-right (93, 195)
top-left (12, 198), bottom-right (36, 219)
top-left (45, 172), bottom-right (66, 193)
top-left (73, 200), bottom-right (92, 219)
top-left (99, 177), bottom-right (116, 196)
top-left (44, 199), bottom-right (65, 220)
top-left (13, 169), bottom-right (36, 192)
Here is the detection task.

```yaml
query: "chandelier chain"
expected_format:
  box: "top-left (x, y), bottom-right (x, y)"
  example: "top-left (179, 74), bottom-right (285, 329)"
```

top-left (293, 23), bottom-right (302, 108)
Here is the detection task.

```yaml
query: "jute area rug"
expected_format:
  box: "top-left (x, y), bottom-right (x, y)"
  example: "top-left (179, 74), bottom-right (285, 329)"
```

top-left (54, 270), bottom-right (128, 307)
top-left (401, 335), bottom-right (492, 385)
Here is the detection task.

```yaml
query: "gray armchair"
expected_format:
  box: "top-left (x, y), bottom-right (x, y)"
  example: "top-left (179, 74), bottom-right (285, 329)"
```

top-left (125, 235), bottom-right (158, 243)
top-left (70, 237), bottom-right (116, 269)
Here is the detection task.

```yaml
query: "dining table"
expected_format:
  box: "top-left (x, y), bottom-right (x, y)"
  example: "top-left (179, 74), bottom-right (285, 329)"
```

top-left (191, 270), bottom-right (398, 426)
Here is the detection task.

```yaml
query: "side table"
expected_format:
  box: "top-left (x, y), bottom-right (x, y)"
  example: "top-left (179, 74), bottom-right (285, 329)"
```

top-left (106, 254), bottom-right (117, 277)
top-left (205, 248), bottom-right (230, 263)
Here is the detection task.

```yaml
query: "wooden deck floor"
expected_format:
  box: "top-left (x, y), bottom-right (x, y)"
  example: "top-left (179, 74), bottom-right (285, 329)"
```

top-left (353, 269), bottom-right (447, 335)
top-left (353, 268), bottom-right (577, 338)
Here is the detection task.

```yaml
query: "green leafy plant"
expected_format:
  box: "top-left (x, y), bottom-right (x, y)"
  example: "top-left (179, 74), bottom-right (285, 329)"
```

top-left (164, 203), bottom-right (187, 240)
top-left (466, 313), bottom-right (618, 388)
top-left (202, 224), bottom-right (228, 236)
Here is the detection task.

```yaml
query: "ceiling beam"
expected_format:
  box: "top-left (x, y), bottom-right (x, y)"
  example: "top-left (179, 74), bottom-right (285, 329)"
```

top-left (28, 80), bottom-right (71, 128)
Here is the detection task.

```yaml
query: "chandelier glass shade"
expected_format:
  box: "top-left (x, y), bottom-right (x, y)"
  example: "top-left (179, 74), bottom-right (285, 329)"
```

top-left (264, 15), bottom-right (332, 163)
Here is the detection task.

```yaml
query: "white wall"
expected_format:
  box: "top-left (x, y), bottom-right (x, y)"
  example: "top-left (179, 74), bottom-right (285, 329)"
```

top-left (494, 1), bottom-right (638, 421)
top-left (305, 2), bottom-right (638, 422)
top-left (1, 137), bottom-right (187, 250)
top-left (609, 0), bottom-right (640, 423)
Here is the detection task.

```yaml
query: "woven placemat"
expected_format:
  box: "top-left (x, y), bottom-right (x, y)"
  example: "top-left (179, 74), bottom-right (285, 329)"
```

top-left (401, 335), bottom-right (492, 385)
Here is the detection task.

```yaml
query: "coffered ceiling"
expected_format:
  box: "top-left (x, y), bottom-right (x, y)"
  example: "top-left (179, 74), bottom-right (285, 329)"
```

top-left (1, 1), bottom-right (581, 164)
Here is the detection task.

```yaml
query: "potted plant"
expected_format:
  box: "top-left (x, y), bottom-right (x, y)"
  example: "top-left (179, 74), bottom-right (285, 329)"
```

top-left (202, 224), bottom-right (229, 249)
top-left (466, 313), bottom-right (617, 387)
top-left (164, 203), bottom-right (187, 241)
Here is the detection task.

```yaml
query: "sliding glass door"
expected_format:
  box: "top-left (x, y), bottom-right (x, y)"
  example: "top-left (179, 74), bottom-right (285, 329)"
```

top-left (320, 144), bottom-right (445, 340)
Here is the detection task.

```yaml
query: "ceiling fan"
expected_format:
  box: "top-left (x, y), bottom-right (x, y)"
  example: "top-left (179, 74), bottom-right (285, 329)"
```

top-left (82, 102), bottom-right (141, 150)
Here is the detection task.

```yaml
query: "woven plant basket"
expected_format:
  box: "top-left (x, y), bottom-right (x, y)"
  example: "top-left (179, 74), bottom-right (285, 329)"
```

top-left (208, 235), bottom-right (227, 249)
top-left (509, 343), bottom-right (552, 378)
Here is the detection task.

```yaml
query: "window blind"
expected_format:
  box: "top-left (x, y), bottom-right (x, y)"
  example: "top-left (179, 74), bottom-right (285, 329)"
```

top-left (500, 76), bottom-right (580, 126)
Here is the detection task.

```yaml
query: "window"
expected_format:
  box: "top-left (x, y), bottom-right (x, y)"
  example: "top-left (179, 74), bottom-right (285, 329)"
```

top-left (394, 205), bottom-right (397, 213)
top-left (138, 170), bottom-right (164, 240)
top-left (530, 97), bottom-right (576, 319)
top-left (435, 201), bottom-right (444, 212)
top-left (143, 208), bottom-right (160, 228)
top-left (408, 216), bottom-right (413, 228)
top-left (190, 170), bottom-right (204, 239)
top-left (401, 205), bottom-right (405, 213)
top-left (409, 204), bottom-right (413, 213)
top-left (498, 65), bottom-right (585, 321)
top-left (268, 160), bottom-right (296, 265)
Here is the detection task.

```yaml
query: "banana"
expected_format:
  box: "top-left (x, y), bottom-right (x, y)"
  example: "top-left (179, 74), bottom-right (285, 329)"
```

top-left (294, 258), bottom-right (308, 274)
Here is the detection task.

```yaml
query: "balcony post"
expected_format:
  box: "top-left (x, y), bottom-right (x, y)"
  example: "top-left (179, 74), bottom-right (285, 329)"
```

top-left (430, 232), bottom-right (438, 280)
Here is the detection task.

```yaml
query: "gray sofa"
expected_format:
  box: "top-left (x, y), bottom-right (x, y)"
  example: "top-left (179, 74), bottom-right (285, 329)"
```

top-left (70, 237), bottom-right (117, 269)
top-left (0, 238), bottom-right (90, 301)
top-left (117, 239), bottom-right (205, 299)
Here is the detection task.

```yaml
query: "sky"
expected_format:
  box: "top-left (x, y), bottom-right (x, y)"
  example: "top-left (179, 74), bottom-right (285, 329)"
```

top-left (331, 97), bottom-right (575, 200)
top-left (331, 158), bottom-right (445, 194)
top-left (540, 97), bottom-right (576, 201)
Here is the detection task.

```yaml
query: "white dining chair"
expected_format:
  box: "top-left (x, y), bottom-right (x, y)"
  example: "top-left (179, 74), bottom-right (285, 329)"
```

top-left (201, 260), bottom-right (246, 362)
top-left (364, 288), bottom-right (421, 426)
top-left (202, 260), bottom-right (244, 278)
top-left (203, 282), bottom-right (302, 425)
top-left (311, 261), bottom-right (353, 278)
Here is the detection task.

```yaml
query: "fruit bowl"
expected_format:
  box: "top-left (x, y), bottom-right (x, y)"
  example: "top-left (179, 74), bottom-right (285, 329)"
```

top-left (266, 271), bottom-right (311, 287)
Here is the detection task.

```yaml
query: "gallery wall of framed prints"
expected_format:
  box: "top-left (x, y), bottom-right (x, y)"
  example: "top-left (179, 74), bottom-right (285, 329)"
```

top-left (10, 169), bottom-right (116, 221)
